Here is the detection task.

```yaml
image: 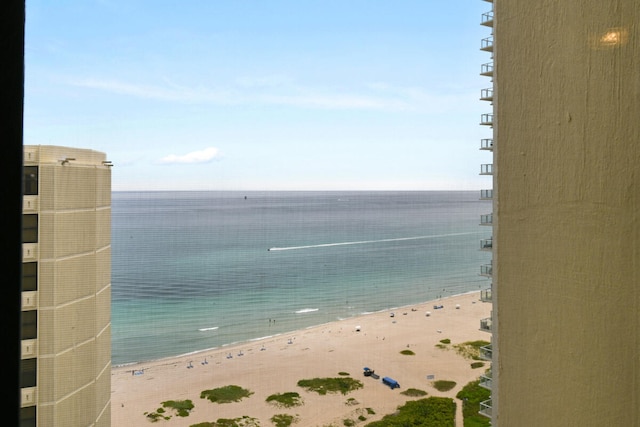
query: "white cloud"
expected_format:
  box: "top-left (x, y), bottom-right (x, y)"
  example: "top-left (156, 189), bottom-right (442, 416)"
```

top-left (159, 147), bottom-right (222, 164)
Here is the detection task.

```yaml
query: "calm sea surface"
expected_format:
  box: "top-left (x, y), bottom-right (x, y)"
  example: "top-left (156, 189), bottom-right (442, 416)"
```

top-left (111, 191), bottom-right (491, 365)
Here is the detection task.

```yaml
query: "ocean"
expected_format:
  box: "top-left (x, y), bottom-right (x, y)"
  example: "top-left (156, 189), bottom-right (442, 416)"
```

top-left (111, 191), bottom-right (491, 365)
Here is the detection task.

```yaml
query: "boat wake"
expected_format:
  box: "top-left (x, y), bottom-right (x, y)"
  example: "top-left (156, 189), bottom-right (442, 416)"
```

top-left (198, 326), bottom-right (219, 332)
top-left (295, 308), bottom-right (319, 314)
top-left (268, 231), bottom-right (482, 252)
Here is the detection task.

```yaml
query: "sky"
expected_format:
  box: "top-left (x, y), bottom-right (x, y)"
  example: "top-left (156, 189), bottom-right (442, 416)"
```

top-left (24, 1), bottom-right (493, 191)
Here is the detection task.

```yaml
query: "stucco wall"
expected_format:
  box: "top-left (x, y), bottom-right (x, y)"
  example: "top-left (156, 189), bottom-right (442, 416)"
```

top-left (494, 1), bottom-right (639, 425)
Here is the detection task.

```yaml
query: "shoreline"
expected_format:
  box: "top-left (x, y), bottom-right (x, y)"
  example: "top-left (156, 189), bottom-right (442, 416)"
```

top-left (111, 291), bottom-right (491, 426)
top-left (111, 290), bottom-right (480, 369)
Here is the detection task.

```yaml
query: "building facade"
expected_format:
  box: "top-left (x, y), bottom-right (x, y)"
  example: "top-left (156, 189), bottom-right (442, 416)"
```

top-left (22, 146), bottom-right (111, 426)
top-left (488, 0), bottom-right (640, 425)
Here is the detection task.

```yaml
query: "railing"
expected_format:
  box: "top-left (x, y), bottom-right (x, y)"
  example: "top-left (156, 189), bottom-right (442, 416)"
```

top-left (480, 164), bottom-right (493, 175)
top-left (480, 238), bottom-right (493, 250)
top-left (481, 264), bottom-right (493, 277)
top-left (481, 36), bottom-right (494, 51)
top-left (479, 399), bottom-right (492, 418)
top-left (480, 88), bottom-right (493, 101)
top-left (480, 138), bottom-right (493, 150)
top-left (480, 189), bottom-right (493, 200)
top-left (481, 288), bottom-right (492, 302)
top-left (480, 317), bottom-right (492, 332)
top-left (480, 213), bottom-right (493, 225)
top-left (480, 345), bottom-right (492, 360)
top-left (481, 62), bottom-right (494, 76)
top-left (480, 113), bottom-right (493, 125)
top-left (480, 371), bottom-right (492, 390)
top-left (481, 10), bottom-right (494, 26)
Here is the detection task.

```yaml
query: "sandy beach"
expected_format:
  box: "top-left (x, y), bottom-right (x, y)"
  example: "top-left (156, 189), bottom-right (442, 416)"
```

top-left (111, 291), bottom-right (491, 426)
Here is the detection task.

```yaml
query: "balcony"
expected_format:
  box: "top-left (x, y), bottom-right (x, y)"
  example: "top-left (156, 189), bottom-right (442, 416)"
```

top-left (480, 371), bottom-right (492, 390)
top-left (481, 10), bottom-right (494, 27)
top-left (21, 387), bottom-right (37, 408)
top-left (481, 287), bottom-right (492, 302)
top-left (480, 238), bottom-right (493, 251)
top-left (480, 138), bottom-right (493, 150)
top-left (481, 36), bottom-right (494, 52)
top-left (22, 243), bottom-right (38, 261)
top-left (480, 189), bottom-right (493, 200)
top-left (22, 291), bottom-right (37, 310)
top-left (480, 316), bottom-right (492, 332)
top-left (480, 113), bottom-right (493, 126)
top-left (22, 339), bottom-right (37, 359)
top-left (480, 344), bottom-right (492, 361)
top-left (480, 88), bottom-right (493, 102)
top-left (480, 164), bottom-right (493, 175)
top-left (480, 62), bottom-right (494, 77)
top-left (480, 213), bottom-right (493, 226)
top-left (23, 195), bottom-right (38, 213)
top-left (479, 399), bottom-right (492, 418)
top-left (481, 263), bottom-right (493, 277)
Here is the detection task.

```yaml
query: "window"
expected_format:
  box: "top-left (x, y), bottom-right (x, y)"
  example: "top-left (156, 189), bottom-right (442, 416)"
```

top-left (19, 407), bottom-right (36, 427)
top-left (20, 358), bottom-right (37, 388)
top-left (21, 310), bottom-right (37, 340)
top-left (22, 214), bottom-right (38, 243)
top-left (23, 166), bottom-right (38, 196)
top-left (22, 263), bottom-right (37, 292)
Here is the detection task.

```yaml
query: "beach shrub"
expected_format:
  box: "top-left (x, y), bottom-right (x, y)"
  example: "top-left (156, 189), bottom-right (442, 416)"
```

top-left (343, 419), bottom-right (355, 426)
top-left (364, 397), bottom-right (455, 426)
top-left (338, 371), bottom-right (350, 376)
top-left (266, 392), bottom-right (304, 408)
top-left (195, 416), bottom-right (259, 427)
top-left (456, 379), bottom-right (491, 427)
top-left (470, 362), bottom-right (485, 369)
top-left (297, 377), bottom-right (363, 395)
top-left (162, 399), bottom-right (194, 417)
top-left (400, 349), bottom-right (415, 355)
top-left (144, 411), bottom-right (170, 422)
top-left (200, 385), bottom-right (254, 403)
top-left (400, 388), bottom-right (428, 397)
top-left (358, 415), bottom-right (367, 421)
top-left (366, 408), bottom-right (376, 415)
top-left (345, 397), bottom-right (359, 406)
top-left (271, 413), bottom-right (297, 427)
top-left (440, 338), bottom-right (451, 344)
top-left (454, 340), bottom-right (490, 360)
top-left (432, 380), bottom-right (457, 392)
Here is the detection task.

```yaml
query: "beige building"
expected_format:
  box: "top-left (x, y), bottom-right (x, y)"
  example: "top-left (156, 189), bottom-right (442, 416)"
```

top-left (482, 0), bottom-right (640, 425)
top-left (22, 146), bottom-right (111, 426)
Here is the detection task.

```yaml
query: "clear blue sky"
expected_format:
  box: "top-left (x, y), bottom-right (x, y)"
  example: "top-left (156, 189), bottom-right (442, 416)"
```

top-left (25, 1), bottom-right (492, 191)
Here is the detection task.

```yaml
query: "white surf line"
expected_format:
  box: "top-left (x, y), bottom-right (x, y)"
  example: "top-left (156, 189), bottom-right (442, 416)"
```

top-left (268, 231), bottom-right (483, 252)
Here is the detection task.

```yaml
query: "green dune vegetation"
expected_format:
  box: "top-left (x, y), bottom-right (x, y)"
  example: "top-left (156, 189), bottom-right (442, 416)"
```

top-left (200, 385), bottom-right (254, 404)
top-left (190, 415), bottom-right (260, 427)
top-left (296, 377), bottom-right (363, 395)
top-left (144, 399), bottom-right (194, 422)
top-left (432, 380), bottom-right (457, 392)
top-left (400, 388), bottom-right (428, 397)
top-left (456, 379), bottom-right (491, 427)
top-left (265, 392), bottom-right (304, 408)
top-left (364, 397), bottom-right (456, 427)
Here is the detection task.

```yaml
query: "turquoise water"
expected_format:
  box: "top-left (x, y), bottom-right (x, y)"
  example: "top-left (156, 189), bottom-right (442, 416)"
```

top-left (111, 191), bottom-right (491, 365)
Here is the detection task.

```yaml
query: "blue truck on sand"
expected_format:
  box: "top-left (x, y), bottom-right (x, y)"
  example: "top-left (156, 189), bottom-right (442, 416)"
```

top-left (382, 376), bottom-right (400, 389)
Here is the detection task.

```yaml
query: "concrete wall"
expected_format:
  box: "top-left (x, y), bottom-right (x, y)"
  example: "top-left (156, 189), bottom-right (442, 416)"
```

top-left (494, 1), bottom-right (639, 425)
top-left (24, 145), bottom-right (111, 427)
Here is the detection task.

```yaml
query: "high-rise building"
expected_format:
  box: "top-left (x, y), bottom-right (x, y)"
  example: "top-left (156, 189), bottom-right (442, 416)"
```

top-left (21, 145), bottom-right (112, 427)
top-left (482, 1), bottom-right (640, 425)
top-left (477, 1), bottom-right (494, 418)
